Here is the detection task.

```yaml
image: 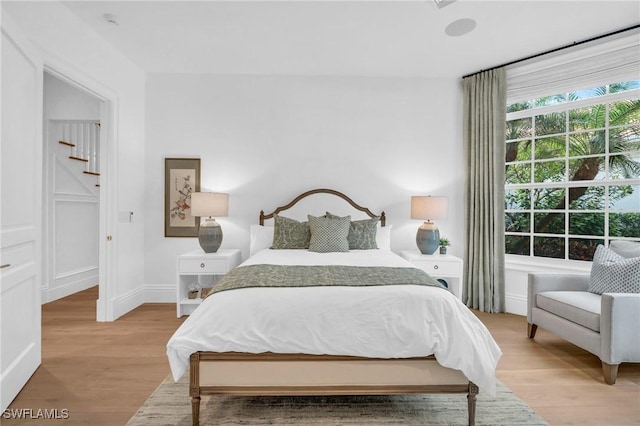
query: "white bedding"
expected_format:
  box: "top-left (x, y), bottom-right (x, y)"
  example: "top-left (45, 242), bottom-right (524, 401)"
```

top-left (166, 249), bottom-right (502, 395)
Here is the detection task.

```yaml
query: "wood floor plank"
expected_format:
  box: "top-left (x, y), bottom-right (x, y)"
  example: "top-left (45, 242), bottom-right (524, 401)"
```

top-left (3, 288), bottom-right (639, 425)
top-left (473, 310), bottom-right (640, 425)
top-left (5, 287), bottom-right (185, 425)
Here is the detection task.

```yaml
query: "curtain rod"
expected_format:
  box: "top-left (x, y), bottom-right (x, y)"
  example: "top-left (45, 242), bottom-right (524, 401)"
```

top-left (462, 24), bottom-right (640, 79)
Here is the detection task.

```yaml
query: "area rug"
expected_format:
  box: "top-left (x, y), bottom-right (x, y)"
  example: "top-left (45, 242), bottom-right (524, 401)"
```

top-left (127, 375), bottom-right (547, 426)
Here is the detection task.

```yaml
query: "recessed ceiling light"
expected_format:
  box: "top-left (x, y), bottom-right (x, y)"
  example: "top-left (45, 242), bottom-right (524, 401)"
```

top-left (433, 0), bottom-right (457, 9)
top-left (103, 13), bottom-right (119, 26)
top-left (445, 18), bottom-right (477, 37)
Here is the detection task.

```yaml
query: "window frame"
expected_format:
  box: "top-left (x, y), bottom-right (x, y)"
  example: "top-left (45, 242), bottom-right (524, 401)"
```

top-left (505, 84), bottom-right (640, 261)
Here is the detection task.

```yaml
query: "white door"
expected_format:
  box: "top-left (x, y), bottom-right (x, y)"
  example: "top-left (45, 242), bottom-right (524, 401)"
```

top-left (1, 15), bottom-right (44, 411)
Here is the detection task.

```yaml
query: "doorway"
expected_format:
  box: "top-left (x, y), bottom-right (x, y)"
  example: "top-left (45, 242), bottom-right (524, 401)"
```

top-left (41, 70), bottom-right (111, 320)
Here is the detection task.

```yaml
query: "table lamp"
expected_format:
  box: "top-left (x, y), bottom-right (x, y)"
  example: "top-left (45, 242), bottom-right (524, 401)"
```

top-left (411, 196), bottom-right (448, 255)
top-left (190, 192), bottom-right (229, 253)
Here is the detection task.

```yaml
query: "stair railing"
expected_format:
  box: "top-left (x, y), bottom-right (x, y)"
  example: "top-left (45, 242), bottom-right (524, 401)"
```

top-left (56, 120), bottom-right (101, 186)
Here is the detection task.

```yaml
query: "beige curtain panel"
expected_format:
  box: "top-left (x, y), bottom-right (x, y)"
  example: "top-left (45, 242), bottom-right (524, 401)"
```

top-left (462, 68), bottom-right (506, 313)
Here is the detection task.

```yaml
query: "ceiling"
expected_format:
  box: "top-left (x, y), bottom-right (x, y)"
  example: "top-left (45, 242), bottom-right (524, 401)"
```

top-left (58, 0), bottom-right (640, 78)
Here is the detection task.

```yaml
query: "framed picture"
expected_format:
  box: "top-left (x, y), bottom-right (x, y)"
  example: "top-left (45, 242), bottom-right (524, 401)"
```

top-left (164, 158), bottom-right (201, 237)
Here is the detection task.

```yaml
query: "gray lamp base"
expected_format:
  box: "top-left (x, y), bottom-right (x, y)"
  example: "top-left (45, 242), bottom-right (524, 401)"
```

top-left (198, 218), bottom-right (223, 253)
top-left (416, 221), bottom-right (440, 255)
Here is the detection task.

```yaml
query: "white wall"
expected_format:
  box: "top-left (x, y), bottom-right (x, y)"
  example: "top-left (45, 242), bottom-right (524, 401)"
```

top-left (3, 2), bottom-right (146, 319)
top-left (44, 72), bottom-right (100, 120)
top-left (505, 256), bottom-right (591, 315)
top-left (144, 74), bottom-right (465, 297)
top-left (4, 3), bottom-right (567, 317)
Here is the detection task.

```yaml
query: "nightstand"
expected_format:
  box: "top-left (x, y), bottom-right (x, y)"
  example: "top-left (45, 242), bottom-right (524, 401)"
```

top-left (176, 249), bottom-right (241, 317)
top-left (400, 250), bottom-right (464, 300)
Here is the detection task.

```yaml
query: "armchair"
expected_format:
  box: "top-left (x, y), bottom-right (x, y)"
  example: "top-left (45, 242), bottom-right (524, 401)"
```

top-left (527, 242), bottom-right (640, 384)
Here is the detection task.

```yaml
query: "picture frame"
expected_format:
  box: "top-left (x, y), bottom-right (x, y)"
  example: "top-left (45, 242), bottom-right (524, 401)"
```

top-left (164, 158), bottom-right (201, 237)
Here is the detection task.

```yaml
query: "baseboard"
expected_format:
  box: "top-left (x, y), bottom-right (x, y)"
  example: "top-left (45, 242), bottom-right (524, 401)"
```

top-left (42, 274), bottom-right (98, 304)
top-left (143, 284), bottom-right (175, 303)
top-left (121, 284), bottom-right (528, 316)
top-left (111, 286), bottom-right (145, 320)
top-left (505, 292), bottom-right (527, 316)
top-left (108, 284), bottom-right (174, 320)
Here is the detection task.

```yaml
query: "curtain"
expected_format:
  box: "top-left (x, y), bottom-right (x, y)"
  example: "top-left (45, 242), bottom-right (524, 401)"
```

top-left (463, 68), bottom-right (506, 313)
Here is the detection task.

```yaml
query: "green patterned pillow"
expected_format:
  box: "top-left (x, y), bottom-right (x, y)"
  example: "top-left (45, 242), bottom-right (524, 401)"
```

top-left (326, 212), bottom-right (379, 250)
top-left (271, 214), bottom-right (310, 249)
top-left (308, 215), bottom-right (350, 253)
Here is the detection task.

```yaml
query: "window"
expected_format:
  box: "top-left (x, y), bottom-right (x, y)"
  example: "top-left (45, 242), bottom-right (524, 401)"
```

top-left (505, 80), bottom-right (640, 261)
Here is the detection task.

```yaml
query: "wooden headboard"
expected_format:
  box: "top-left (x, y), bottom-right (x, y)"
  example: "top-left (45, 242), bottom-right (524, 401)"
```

top-left (260, 188), bottom-right (386, 226)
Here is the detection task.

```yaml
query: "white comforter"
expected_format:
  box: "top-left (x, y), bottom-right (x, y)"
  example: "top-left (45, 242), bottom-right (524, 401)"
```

top-left (166, 249), bottom-right (502, 395)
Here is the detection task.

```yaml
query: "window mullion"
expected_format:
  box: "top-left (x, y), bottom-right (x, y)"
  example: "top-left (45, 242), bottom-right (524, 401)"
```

top-left (604, 99), bottom-right (611, 246)
top-left (530, 114), bottom-right (536, 257)
top-left (565, 100), bottom-right (570, 260)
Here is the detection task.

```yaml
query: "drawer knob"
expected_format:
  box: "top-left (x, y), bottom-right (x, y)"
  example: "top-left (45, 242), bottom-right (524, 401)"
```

top-left (433, 265), bottom-right (439, 270)
top-left (200, 263), bottom-right (205, 268)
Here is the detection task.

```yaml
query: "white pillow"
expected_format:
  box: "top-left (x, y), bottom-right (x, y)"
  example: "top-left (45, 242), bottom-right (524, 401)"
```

top-left (376, 224), bottom-right (392, 251)
top-left (249, 225), bottom-right (274, 257)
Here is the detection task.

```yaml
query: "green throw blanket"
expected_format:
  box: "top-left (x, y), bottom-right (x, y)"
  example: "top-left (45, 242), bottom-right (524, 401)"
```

top-left (210, 264), bottom-right (444, 296)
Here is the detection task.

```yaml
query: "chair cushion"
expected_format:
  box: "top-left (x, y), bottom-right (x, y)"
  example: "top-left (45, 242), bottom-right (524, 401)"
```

top-left (537, 291), bottom-right (601, 332)
top-left (609, 240), bottom-right (640, 259)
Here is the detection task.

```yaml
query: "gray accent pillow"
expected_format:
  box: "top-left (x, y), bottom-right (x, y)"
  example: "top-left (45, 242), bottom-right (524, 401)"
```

top-left (308, 214), bottom-right (350, 253)
top-left (326, 212), bottom-right (379, 250)
top-left (609, 240), bottom-right (640, 259)
top-left (271, 214), bottom-right (310, 249)
top-left (588, 245), bottom-right (640, 295)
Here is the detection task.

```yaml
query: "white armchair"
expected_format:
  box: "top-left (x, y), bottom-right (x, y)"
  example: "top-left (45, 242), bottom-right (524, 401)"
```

top-left (527, 241), bottom-right (640, 384)
top-left (528, 273), bottom-right (640, 384)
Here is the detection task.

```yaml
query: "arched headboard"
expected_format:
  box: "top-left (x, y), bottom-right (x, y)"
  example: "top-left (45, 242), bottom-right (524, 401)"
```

top-left (260, 188), bottom-right (386, 226)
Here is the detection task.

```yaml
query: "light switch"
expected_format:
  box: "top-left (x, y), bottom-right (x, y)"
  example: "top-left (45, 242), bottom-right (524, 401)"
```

top-left (119, 211), bottom-right (133, 222)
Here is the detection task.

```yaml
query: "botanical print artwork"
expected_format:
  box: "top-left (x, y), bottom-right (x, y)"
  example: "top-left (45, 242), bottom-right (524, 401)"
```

top-left (169, 169), bottom-right (195, 227)
top-left (164, 158), bottom-right (200, 237)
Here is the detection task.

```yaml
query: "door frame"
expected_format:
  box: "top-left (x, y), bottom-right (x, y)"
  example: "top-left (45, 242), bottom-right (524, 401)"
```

top-left (42, 64), bottom-right (118, 321)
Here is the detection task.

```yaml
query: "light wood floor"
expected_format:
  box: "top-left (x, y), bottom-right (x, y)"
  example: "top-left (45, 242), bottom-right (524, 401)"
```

top-left (5, 286), bottom-right (640, 425)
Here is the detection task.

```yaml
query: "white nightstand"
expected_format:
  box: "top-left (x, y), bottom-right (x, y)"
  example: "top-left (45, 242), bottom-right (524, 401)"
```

top-left (176, 249), bottom-right (241, 317)
top-left (400, 250), bottom-right (464, 300)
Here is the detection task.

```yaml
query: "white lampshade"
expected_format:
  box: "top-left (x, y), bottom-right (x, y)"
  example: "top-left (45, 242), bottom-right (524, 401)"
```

top-left (411, 196), bottom-right (448, 221)
top-left (191, 192), bottom-right (229, 218)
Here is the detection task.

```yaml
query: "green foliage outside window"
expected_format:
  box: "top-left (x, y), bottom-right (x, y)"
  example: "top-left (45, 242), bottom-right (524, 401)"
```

top-left (505, 80), bottom-right (640, 261)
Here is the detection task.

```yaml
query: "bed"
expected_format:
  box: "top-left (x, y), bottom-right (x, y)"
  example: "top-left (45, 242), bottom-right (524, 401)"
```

top-left (166, 188), bottom-right (502, 426)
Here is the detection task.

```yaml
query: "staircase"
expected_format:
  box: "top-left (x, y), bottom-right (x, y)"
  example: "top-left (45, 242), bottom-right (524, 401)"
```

top-left (54, 120), bottom-right (101, 187)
